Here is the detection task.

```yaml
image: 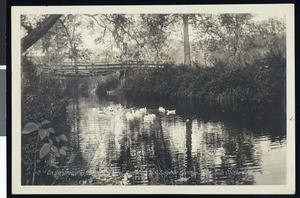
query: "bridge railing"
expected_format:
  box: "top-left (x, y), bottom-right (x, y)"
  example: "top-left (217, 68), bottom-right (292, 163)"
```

top-left (43, 62), bottom-right (164, 69)
top-left (41, 62), bottom-right (165, 76)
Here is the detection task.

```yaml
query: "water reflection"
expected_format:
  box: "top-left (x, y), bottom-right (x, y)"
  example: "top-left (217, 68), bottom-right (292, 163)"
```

top-left (65, 95), bottom-right (286, 185)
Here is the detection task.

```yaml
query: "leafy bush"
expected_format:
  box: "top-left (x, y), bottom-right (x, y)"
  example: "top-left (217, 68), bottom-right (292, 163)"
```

top-left (95, 74), bottom-right (119, 97)
top-left (22, 120), bottom-right (69, 185)
top-left (121, 54), bottom-right (286, 107)
top-left (21, 58), bottom-right (69, 124)
top-left (21, 57), bottom-right (71, 185)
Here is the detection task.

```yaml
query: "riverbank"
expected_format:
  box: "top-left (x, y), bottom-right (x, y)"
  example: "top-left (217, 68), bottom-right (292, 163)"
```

top-left (120, 55), bottom-right (286, 108)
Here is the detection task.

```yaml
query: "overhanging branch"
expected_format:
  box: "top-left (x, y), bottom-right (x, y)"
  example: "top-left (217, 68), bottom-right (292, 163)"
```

top-left (21, 14), bottom-right (62, 53)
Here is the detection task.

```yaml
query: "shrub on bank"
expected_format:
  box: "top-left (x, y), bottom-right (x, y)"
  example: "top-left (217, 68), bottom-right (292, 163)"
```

top-left (21, 57), bottom-right (71, 185)
top-left (121, 54), bottom-right (286, 106)
top-left (21, 58), bottom-right (69, 124)
top-left (95, 74), bottom-right (119, 97)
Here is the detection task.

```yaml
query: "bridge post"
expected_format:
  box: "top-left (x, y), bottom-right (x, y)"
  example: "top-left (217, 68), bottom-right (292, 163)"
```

top-left (119, 70), bottom-right (127, 86)
top-left (75, 62), bottom-right (78, 74)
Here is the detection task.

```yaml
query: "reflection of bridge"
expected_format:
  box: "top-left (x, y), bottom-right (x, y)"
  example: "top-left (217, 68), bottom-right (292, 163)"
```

top-left (42, 62), bottom-right (165, 77)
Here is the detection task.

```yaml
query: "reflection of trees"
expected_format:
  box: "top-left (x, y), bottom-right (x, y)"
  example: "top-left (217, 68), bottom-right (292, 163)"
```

top-left (117, 115), bottom-right (175, 184)
top-left (58, 81), bottom-right (99, 184)
top-left (63, 94), bottom-right (284, 185)
top-left (104, 120), bottom-right (122, 184)
top-left (118, 119), bottom-right (150, 184)
top-left (116, 112), bottom-right (260, 185)
top-left (152, 116), bottom-right (173, 184)
top-left (185, 119), bottom-right (198, 184)
top-left (209, 124), bottom-right (257, 184)
top-left (68, 81), bottom-right (80, 159)
top-left (182, 120), bottom-right (259, 185)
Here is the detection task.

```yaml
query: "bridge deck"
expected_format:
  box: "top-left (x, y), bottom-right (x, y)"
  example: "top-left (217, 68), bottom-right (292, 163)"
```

top-left (41, 62), bottom-right (165, 77)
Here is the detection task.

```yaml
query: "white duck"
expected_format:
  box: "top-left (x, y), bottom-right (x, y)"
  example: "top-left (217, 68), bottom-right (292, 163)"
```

top-left (166, 109), bottom-right (176, 115)
top-left (125, 111), bottom-right (134, 121)
top-left (158, 106), bottom-right (166, 113)
top-left (139, 107), bottom-right (147, 114)
top-left (132, 109), bottom-right (143, 118)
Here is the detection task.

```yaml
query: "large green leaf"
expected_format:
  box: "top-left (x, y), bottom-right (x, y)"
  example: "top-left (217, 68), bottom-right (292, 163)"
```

top-left (39, 143), bottom-right (51, 159)
top-left (48, 139), bottom-right (53, 145)
top-left (39, 129), bottom-right (48, 140)
top-left (60, 146), bottom-right (68, 151)
top-left (60, 134), bottom-right (68, 142)
top-left (21, 122), bottom-right (39, 134)
top-left (55, 136), bottom-right (61, 143)
top-left (59, 147), bottom-right (67, 155)
top-left (51, 145), bottom-right (58, 153)
top-left (46, 127), bottom-right (55, 134)
top-left (37, 122), bottom-right (42, 128)
top-left (42, 120), bottom-right (51, 126)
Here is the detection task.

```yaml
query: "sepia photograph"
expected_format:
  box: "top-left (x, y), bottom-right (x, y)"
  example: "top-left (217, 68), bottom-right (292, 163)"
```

top-left (11, 4), bottom-right (295, 194)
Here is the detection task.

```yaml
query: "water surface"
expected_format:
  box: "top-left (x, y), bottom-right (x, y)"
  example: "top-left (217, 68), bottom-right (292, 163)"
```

top-left (65, 94), bottom-right (286, 185)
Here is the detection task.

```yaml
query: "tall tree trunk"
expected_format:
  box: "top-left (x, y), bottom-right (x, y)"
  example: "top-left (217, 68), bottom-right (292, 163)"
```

top-left (233, 14), bottom-right (240, 66)
top-left (21, 14), bottom-right (62, 53)
top-left (183, 15), bottom-right (191, 66)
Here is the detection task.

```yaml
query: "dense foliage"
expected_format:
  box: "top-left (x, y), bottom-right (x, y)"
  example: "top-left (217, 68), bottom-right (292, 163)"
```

top-left (95, 73), bottom-right (119, 96)
top-left (122, 52), bottom-right (285, 107)
top-left (21, 58), bottom-right (72, 185)
top-left (112, 14), bottom-right (287, 108)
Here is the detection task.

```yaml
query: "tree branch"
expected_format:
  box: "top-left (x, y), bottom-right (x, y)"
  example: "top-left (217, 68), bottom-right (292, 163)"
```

top-left (21, 14), bottom-right (62, 53)
top-left (58, 19), bottom-right (74, 51)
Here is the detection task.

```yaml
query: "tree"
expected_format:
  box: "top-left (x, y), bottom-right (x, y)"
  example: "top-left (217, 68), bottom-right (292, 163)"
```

top-left (87, 14), bottom-right (194, 65)
top-left (21, 14), bottom-right (62, 53)
top-left (142, 14), bottom-right (192, 65)
top-left (216, 14), bottom-right (253, 67)
top-left (191, 14), bottom-right (256, 67)
top-left (182, 15), bottom-right (191, 66)
top-left (140, 14), bottom-right (172, 63)
top-left (85, 14), bottom-right (143, 62)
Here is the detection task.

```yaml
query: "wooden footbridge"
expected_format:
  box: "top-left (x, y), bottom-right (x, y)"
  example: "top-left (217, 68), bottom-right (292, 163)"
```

top-left (41, 62), bottom-right (165, 77)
